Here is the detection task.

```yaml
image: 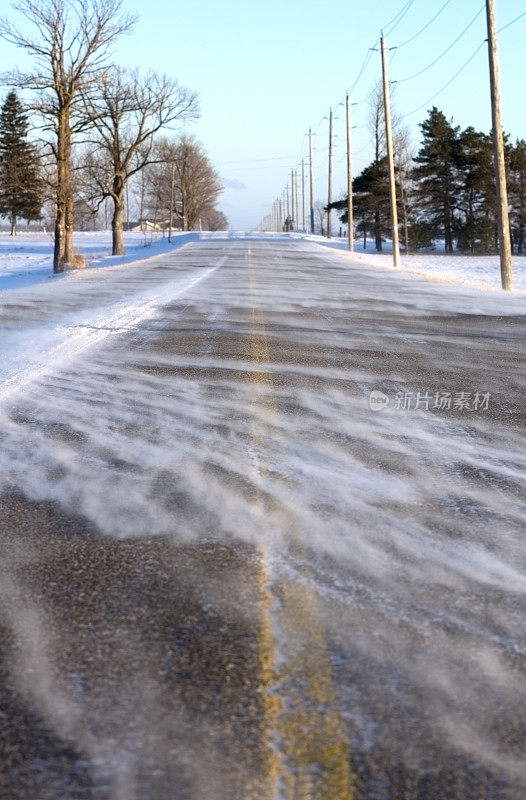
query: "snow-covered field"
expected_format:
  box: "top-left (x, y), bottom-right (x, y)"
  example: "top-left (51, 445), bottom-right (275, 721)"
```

top-left (1, 230), bottom-right (525, 294)
top-left (0, 230), bottom-right (199, 291)
top-left (301, 233), bottom-right (526, 293)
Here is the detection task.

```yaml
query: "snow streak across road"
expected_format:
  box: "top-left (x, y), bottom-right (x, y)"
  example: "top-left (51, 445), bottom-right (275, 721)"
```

top-left (0, 237), bottom-right (525, 800)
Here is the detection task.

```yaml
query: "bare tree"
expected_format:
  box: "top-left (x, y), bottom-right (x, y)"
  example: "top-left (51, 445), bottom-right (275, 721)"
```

top-left (313, 201), bottom-right (326, 235)
top-left (0, 0), bottom-right (135, 271)
top-left (81, 67), bottom-right (199, 254)
top-left (201, 208), bottom-right (228, 231)
top-left (394, 125), bottom-right (414, 253)
top-left (146, 135), bottom-right (222, 232)
top-left (369, 82), bottom-right (386, 164)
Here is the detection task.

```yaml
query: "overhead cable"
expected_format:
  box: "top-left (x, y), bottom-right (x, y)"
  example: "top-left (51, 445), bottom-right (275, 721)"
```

top-left (403, 40), bottom-right (485, 117)
top-left (394, 0), bottom-right (454, 48)
top-left (383, 0), bottom-right (417, 37)
top-left (396, 5), bottom-right (485, 83)
top-left (498, 10), bottom-right (526, 34)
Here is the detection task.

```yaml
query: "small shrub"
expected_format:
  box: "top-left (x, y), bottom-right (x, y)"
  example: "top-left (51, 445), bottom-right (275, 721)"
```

top-left (68, 252), bottom-right (86, 269)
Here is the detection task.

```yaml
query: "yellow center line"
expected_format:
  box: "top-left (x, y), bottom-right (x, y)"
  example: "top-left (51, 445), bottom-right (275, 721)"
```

top-left (246, 245), bottom-right (355, 800)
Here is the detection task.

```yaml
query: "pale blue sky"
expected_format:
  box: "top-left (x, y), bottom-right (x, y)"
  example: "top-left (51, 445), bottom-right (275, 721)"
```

top-left (1, 0), bottom-right (524, 229)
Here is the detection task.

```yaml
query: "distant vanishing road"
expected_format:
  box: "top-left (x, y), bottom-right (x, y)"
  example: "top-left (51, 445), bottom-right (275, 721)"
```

top-left (1, 236), bottom-right (525, 800)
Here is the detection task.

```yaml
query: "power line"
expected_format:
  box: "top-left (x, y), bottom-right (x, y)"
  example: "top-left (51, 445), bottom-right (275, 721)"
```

top-left (383, 0), bottom-right (416, 37)
top-left (224, 164), bottom-right (298, 173)
top-left (218, 155), bottom-right (296, 165)
top-left (265, 1), bottom-right (523, 231)
top-left (403, 40), bottom-right (486, 117)
top-left (313, 0), bottom-right (417, 137)
top-left (386, 0), bottom-right (417, 36)
top-left (353, 139), bottom-right (374, 158)
top-left (350, 43), bottom-right (378, 92)
top-left (394, 0), bottom-right (454, 48)
top-left (498, 10), bottom-right (526, 34)
top-left (396, 5), bottom-right (485, 84)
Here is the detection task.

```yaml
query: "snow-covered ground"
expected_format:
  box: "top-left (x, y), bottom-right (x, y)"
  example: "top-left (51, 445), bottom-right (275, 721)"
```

top-left (1, 230), bottom-right (525, 294)
top-left (0, 230), bottom-right (200, 291)
top-left (299, 233), bottom-right (526, 293)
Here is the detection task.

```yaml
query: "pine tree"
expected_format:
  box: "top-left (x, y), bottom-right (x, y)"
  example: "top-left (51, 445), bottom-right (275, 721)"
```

top-left (509, 140), bottom-right (526, 254)
top-left (0, 91), bottom-right (43, 235)
top-left (413, 107), bottom-right (461, 253)
top-left (327, 158), bottom-right (391, 251)
top-left (353, 158), bottom-right (391, 251)
top-left (456, 127), bottom-right (495, 253)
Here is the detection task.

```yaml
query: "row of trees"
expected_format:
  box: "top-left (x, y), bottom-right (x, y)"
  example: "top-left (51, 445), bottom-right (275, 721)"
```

top-left (329, 103), bottom-right (525, 255)
top-left (0, 0), bottom-right (226, 271)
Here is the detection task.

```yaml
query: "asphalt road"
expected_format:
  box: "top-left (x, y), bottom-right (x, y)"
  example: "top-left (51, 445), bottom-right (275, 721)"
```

top-left (1, 237), bottom-right (525, 799)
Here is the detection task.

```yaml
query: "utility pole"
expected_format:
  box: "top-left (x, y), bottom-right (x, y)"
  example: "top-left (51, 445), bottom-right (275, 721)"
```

top-left (381, 34), bottom-right (401, 268)
top-left (346, 93), bottom-right (354, 253)
top-left (279, 198), bottom-right (283, 232)
top-left (291, 169), bottom-right (295, 230)
top-left (301, 158), bottom-right (306, 231)
top-left (486, 0), bottom-right (513, 291)
top-left (309, 128), bottom-right (315, 234)
top-left (168, 161), bottom-right (175, 243)
top-left (327, 108), bottom-right (333, 239)
top-left (126, 180), bottom-right (130, 233)
top-left (294, 170), bottom-right (299, 232)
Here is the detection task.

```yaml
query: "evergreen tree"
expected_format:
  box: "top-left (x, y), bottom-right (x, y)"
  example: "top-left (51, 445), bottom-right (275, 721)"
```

top-left (327, 157), bottom-right (391, 251)
top-left (329, 106), bottom-right (524, 256)
top-left (456, 127), bottom-right (495, 253)
top-left (0, 91), bottom-right (42, 235)
top-left (354, 157), bottom-right (391, 252)
top-left (509, 140), bottom-right (526, 254)
top-left (413, 107), bottom-right (461, 253)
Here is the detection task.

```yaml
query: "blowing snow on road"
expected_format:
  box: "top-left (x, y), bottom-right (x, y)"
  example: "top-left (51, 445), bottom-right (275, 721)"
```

top-left (1, 235), bottom-right (525, 800)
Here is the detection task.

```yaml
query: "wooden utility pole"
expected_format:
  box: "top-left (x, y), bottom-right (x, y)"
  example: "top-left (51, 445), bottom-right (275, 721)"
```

top-left (291, 169), bottom-right (296, 229)
top-left (327, 108), bottom-right (333, 239)
top-left (346, 93), bottom-right (354, 253)
top-left (126, 180), bottom-right (130, 233)
top-left (486, 0), bottom-right (513, 291)
top-left (309, 128), bottom-right (315, 234)
top-left (279, 198), bottom-right (283, 231)
top-left (381, 34), bottom-right (401, 268)
top-left (168, 161), bottom-right (175, 243)
top-left (292, 170), bottom-right (296, 229)
top-left (301, 158), bottom-right (306, 231)
top-left (294, 170), bottom-right (299, 231)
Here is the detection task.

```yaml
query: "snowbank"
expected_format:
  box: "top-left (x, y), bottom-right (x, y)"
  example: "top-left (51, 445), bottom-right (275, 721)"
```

top-left (0, 230), bottom-right (199, 292)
